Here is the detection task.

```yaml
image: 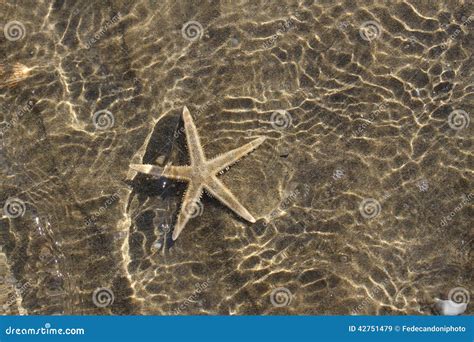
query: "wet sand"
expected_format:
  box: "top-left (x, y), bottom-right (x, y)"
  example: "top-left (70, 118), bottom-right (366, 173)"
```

top-left (0, 0), bottom-right (472, 315)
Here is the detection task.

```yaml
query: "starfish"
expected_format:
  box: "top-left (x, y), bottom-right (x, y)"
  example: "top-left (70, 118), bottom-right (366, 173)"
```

top-left (130, 106), bottom-right (265, 241)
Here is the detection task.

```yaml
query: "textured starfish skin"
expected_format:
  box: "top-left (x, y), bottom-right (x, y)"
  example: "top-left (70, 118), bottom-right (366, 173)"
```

top-left (130, 106), bottom-right (265, 240)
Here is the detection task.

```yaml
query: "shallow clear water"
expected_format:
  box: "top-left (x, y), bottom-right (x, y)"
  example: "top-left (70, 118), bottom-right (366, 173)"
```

top-left (0, 0), bottom-right (472, 315)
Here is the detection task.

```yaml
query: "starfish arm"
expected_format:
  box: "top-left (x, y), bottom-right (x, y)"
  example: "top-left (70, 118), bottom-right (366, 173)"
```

top-left (204, 176), bottom-right (256, 223)
top-left (162, 165), bottom-right (192, 181)
top-left (129, 164), bottom-right (163, 177)
top-left (129, 164), bottom-right (192, 181)
top-left (172, 182), bottom-right (203, 240)
top-left (182, 106), bottom-right (205, 165)
top-left (207, 137), bottom-right (266, 173)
